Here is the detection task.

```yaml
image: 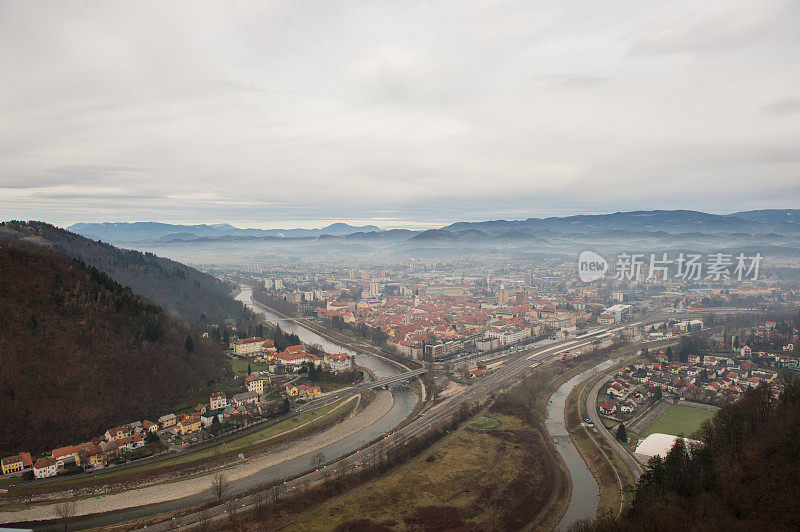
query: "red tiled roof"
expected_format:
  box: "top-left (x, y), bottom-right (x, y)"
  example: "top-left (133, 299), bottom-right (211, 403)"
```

top-left (235, 337), bottom-right (265, 345)
top-left (34, 456), bottom-right (57, 469)
top-left (51, 445), bottom-right (75, 458)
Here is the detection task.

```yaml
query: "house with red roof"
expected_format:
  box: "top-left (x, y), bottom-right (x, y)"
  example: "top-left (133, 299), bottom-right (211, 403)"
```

top-left (234, 337), bottom-right (266, 356)
top-left (33, 456), bottom-right (59, 479)
top-left (599, 401), bottom-right (617, 415)
top-left (323, 352), bottom-right (355, 371)
top-left (51, 445), bottom-right (76, 464)
top-left (1, 452), bottom-right (32, 475)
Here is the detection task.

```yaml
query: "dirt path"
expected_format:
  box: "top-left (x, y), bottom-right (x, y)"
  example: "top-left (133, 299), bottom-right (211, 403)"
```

top-left (0, 391), bottom-right (395, 523)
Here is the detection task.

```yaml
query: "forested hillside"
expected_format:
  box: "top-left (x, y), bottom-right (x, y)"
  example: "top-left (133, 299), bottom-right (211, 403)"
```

top-left (0, 240), bottom-right (231, 452)
top-left (577, 381), bottom-right (800, 531)
top-left (0, 221), bottom-right (249, 325)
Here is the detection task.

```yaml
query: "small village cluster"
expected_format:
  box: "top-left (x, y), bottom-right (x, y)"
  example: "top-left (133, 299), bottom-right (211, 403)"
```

top-left (597, 342), bottom-right (788, 419)
top-left (1, 340), bottom-right (357, 481)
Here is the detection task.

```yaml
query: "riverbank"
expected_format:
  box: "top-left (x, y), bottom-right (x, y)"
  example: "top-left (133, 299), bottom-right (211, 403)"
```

top-left (566, 356), bottom-right (638, 518)
top-left (248, 291), bottom-right (416, 372)
top-left (283, 412), bottom-right (549, 531)
top-left (0, 391), bottom-right (394, 524)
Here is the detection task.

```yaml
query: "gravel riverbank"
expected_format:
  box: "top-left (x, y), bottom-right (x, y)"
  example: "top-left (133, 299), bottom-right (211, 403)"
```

top-left (0, 390), bottom-right (394, 523)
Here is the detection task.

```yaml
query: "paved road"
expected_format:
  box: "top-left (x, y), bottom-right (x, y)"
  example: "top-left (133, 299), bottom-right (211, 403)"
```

top-left (132, 329), bottom-right (620, 531)
top-left (586, 375), bottom-right (644, 481)
top-left (12, 367), bottom-right (425, 492)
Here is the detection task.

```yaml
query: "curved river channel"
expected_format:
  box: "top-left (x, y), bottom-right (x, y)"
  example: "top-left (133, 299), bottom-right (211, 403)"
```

top-left (22, 287), bottom-right (418, 531)
top-left (546, 355), bottom-right (629, 531)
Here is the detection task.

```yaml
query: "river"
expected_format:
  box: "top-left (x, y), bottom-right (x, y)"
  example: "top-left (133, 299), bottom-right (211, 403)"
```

top-left (20, 288), bottom-right (418, 531)
top-left (547, 355), bottom-right (629, 531)
top-left (236, 286), bottom-right (403, 379)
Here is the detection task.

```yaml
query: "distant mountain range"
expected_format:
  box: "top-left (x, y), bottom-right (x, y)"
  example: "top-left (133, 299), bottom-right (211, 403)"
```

top-left (440, 209), bottom-right (800, 235)
top-left (68, 221), bottom-right (381, 243)
top-left (62, 210), bottom-right (800, 262)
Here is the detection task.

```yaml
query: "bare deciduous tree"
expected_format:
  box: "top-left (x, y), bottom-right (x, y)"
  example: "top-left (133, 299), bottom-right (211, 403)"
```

top-left (252, 489), bottom-right (266, 518)
top-left (225, 498), bottom-right (239, 527)
top-left (198, 507), bottom-right (210, 531)
top-left (211, 472), bottom-right (229, 500)
top-left (54, 500), bottom-right (77, 532)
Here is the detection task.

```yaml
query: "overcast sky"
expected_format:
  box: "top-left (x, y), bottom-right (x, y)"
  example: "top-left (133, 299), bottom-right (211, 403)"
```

top-left (1, 1), bottom-right (799, 229)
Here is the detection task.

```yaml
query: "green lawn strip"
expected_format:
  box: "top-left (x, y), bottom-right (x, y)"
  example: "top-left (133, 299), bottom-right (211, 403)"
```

top-left (639, 404), bottom-right (715, 439)
top-left (468, 415), bottom-right (501, 430)
top-left (230, 358), bottom-right (269, 377)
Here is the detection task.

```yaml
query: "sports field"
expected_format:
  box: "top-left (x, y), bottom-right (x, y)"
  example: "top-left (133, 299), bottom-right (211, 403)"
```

top-left (640, 404), bottom-right (715, 439)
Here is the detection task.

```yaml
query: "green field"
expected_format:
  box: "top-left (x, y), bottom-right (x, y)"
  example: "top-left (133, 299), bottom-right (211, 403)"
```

top-left (230, 358), bottom-right (269, 376)
top-left (640, 404), bottom-right (715, 439)
top-left (468, 415), bottom-right (501, 430)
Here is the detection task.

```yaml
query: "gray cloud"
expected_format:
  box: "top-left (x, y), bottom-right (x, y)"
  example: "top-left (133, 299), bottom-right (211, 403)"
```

top-left (763, 97), bottom-right (800, 115)
top-left (0, 0), bottom-right (798, 228)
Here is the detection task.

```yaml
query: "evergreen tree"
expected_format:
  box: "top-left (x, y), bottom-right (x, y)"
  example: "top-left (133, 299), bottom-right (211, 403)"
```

top-left (616, 422), bottom-right (628, 443)
top-left (185, 334), bottom-right (194, 354)
top-left (247, 362), bottom-right (251, 375)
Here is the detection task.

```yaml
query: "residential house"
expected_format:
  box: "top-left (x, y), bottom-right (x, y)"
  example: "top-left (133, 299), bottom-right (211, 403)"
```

top-left (142, 420), bottom-right (158, 433)
top-left (297, 385), bottom-right (322, 398)
top-left (115, 434), bottom-right (145, 452)
top-left (1, 452), bottom-right (32, 475)
top-left (174, 416), bottom-right (202, 435)
top-left (607, 382), bottom-right (627, 398)
top-left (100, 440), bottom-right (118, 459)
top-left (740, 345), bottom-right (752, 357)
top-left (232, 391), bottom-right (259, 407)
top-left (104, 425), bottom-right (132, 442)
top-left (200, 409), bottom-right (225, 427)
top-left (158, 413), bottom-right (177, 428)
top-left (234, 337), bottom-right (266, 356)
top-left (599, 401), bottom-right (617, 415)
top-left (75, 442), bottom-right (104, 469)
top-left (51, 446), bottom-right (76, 464)
top-left (210, 392), bottom-right (228, 410)
top-left (324, 353), bottom-right (355, 372)
top-left (245, 374), bottom-right (269, 395)
top-left (33, 457), bottom-right (59, 479)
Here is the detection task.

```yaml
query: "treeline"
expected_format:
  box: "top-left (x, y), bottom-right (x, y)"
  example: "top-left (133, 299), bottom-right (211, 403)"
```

top-left (252, 285), bottom-right (298, 317)
top-left (328, 316), bottom-right (390, 347)
top-left (574, 380), bottom-right (800, 531)
top-left (0, 240), bottom-right (230, 452)
top-left (0, 221), bottom-right (251, 326)
top-left (305, 365), bottom-right (363, 385)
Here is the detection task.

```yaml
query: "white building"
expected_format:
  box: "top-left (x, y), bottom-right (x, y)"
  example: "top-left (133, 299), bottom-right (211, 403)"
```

top-left (245, 374), bottom-right (269, 395)
top-left (324, 353), bottom-right (355, 371)
top-left (234, 337), bottom-right (266, 356)
top-left (210, 392), bottom-right (228, 410)
top-left (601, 304), bottom-right (632, 324)
top-left (33, 457), bottom-right (59, 479)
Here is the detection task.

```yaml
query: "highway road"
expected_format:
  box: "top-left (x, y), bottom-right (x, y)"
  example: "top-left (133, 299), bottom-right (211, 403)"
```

top-left (133, 328), bottom-right (622, 531)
